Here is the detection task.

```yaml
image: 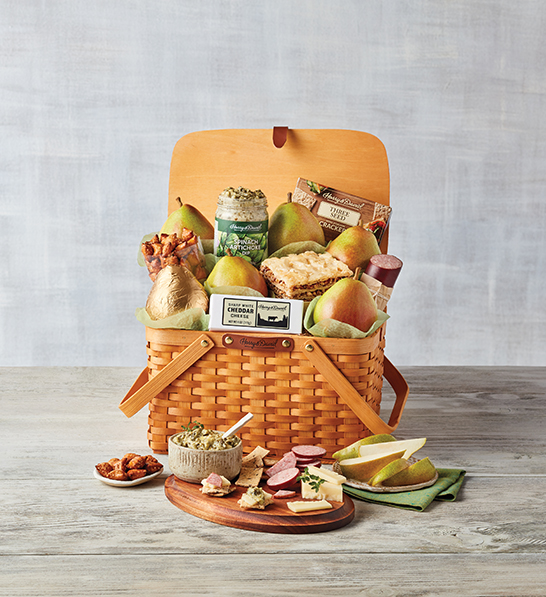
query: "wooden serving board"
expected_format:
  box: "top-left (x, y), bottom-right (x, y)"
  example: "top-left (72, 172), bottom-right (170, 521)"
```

top-left (164, 475), bottom-right (354, 534)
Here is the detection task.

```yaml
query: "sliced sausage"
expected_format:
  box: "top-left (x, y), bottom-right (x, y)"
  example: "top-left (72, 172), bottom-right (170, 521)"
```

top-left (295, 455), bottom-right (321, 465)
top-left (291, 445), bottom-right (327, 459)
top-left (266, 467), bottom-right (300, 491)
top-left (266, 451), bottom-right (297, 478)
top-left (297, 459), bottom-right (322, 470)
top-left (273, 489), bottom-right (297, 499)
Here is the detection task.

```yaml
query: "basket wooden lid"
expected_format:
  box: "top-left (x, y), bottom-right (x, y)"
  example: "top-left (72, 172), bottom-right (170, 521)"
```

top-left (167, 128), bottom-right (390, 240)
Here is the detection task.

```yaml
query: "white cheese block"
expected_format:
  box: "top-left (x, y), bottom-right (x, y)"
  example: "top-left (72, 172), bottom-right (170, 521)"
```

top-left (287, 500), bottom-right (333, 513)
top-left (301, 480), bottom-right (344, 502)
top-left (209, 294), bottom-right (304, 334)
top-left (307, 465), bottom-right (347, 485)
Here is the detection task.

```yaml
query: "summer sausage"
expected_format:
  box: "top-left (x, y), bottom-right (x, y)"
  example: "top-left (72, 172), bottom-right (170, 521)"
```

top-left (273, 489), bottom-right (297, 499)
top-left (295, 455), bottom-right (322, 465)
top-left (291, 445), bottom-right (327, 459)
top-left (296, 459), bottom-right (322, 471)
top-left (266, 467), bottom-right (300, 491)
top-left (364, 254), bottom-right (403, 288)
top-left (266, 451), bottom-right (297, 478)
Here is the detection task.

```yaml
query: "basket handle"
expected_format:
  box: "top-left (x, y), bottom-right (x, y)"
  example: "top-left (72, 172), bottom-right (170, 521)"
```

top-left (118, 333), bottom-right (215, 417)
top-left (302, 338), bottom-right (409, 434)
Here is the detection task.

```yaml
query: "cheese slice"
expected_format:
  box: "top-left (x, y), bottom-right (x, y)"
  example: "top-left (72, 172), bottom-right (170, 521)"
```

top-left (307, 465), bottom-right (346, 485)
top-left (301, 480), bottom-right (344, 502)
top-left (287, 500), bottom-right (333, 513)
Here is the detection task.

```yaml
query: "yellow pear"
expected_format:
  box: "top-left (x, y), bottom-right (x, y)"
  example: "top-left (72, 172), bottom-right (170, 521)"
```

top-left (205, 249), bottom-right (268, 297)
top-left (332, 434), bottom-right (396, 461)
top-left (358, 437), bottom-right (427, 460)
top-left (313, 269), bottom-right (378, 333)
top-left (368, 458), bottom-right (410, 487)
top-left (326, 222), bottom-right (381, 271)
top-left (338, 450), bottom-right (406, 483)
top-left (160, 198), bottom-right (214, 253)
top-left (382, 457), bottom-right (437, 487)
top-left (268, 193), bottom-right (325, 255)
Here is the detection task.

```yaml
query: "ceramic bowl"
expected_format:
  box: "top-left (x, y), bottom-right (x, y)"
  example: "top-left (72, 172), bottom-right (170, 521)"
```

top-left (168, 434), bottom-right (243, 484)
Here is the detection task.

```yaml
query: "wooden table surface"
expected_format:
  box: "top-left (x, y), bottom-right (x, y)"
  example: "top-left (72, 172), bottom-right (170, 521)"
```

top-left (1, 366), bottom-right (545, 597)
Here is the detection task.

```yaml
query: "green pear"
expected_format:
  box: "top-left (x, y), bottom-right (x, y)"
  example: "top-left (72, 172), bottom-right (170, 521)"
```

top-left (358, 437), bottom-right (427, 460)
top-left (160, 198), bottom-right (214, 241)
top-left (382, 457), bottom-right (437, 487)
top-left (332, 434), bottom-right (397, 461)
top-left (338, 450), bottom-right (406, 483)
top-left (368, 458), bottom-right (410, 486)
top-left (313, 270), bottom-right (377, 333)
top-left (326, 223), bottom-right (381, 272)
top-left (206, 249), bottom-right (268, 297)
top-left (268, 193), bottom-right (325, 255)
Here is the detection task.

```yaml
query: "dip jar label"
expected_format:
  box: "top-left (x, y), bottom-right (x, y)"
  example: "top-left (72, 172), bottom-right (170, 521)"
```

top-left (214, 219), bottom-right (268, 266)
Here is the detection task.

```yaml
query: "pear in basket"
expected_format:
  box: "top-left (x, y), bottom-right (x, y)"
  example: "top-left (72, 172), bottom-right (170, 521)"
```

top-left (268, 193), bottom-right (325, 255)
top-left (313, 269), bottom-right (377, 333)
top-left (160, 198), bottom-right (214, 253)
top-left (326, 220), bottom-right (381, 272)
top-left (206, 249), bottom-right (268, 297)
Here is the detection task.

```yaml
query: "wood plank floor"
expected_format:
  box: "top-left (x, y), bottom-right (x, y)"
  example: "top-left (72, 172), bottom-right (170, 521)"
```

top-left (1, 366), bottom-right (545, 596)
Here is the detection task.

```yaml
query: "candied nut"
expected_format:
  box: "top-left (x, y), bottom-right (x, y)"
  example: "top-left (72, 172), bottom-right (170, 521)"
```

top-left (127, 456), bottom-right (146, 470)
top-left (123, 453), bottom-right (140, 461)
top-left (108, 458), bottom-right (120, 467)
top-left (95, 462), bottom-right (113, 478)
top-left (162, 241), bottom-right (174, 257)
top-left (107, 469), bottom-right (129, 481)
top-left (127, 469), bottom-right (147, 480)
top-left (145, 462), bottom-right (163, 474)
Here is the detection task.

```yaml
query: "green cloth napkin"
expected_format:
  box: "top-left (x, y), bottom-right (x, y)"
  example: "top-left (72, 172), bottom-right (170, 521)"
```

top-left (342, 468), bottom-right (466, 512)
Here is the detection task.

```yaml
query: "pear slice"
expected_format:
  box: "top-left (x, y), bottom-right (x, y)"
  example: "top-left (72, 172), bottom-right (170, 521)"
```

top-left (382, 458), bottom-right (437, 487)
top-left (338, 450), bottom-right (406, 483)
top-left (358, 437), bottom-right (427, 461)
top-left (368, 458), bottom-right (410, 487)
top-left (332, 434), bottom-right (397, 461)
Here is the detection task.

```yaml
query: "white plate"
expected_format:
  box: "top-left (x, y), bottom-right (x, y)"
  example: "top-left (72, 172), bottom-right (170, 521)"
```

top-left (331, 459), bottom-right (438, 493)
top-left (93, 466), bottom-right (164, 487)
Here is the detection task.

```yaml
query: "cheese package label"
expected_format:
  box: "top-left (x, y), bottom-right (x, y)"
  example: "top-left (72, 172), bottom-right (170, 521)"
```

top-left (209, 294), bottom-right (304, 334)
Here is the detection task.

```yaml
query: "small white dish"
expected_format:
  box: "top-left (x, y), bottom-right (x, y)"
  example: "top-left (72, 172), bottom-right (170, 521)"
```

top-left (93, 466), bottom-right (164, 487)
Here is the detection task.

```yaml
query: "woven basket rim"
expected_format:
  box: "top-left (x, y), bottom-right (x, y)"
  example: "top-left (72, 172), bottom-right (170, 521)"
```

top-left (145, 325), bottom-right (385, 354)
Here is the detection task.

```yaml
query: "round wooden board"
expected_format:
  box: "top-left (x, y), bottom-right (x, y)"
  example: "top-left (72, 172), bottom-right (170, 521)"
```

top-left (164, 475), bottom-right (355, 534)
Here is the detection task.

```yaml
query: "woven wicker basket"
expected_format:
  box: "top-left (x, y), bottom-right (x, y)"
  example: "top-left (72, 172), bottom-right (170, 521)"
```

top-left (120, 325), bottom-right (408, 458)
top-left (120, 128), bottom-right (409, 458)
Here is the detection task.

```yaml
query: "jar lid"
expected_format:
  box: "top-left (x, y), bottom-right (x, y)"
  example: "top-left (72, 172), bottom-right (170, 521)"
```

top-left (217, 186), bottom-right (267, 207)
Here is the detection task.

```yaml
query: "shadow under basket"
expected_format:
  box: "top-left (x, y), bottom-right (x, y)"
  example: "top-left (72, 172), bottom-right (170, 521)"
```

top-left (120, 325), bottom-right (409, 460)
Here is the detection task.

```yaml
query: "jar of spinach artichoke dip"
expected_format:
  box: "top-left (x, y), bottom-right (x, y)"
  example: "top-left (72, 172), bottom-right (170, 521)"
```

top-left (214, 186), bottom-right (268, 267)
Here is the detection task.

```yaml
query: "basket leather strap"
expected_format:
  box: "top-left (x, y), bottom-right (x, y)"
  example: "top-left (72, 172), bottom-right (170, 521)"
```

top-left (301, 338), bottom-right (409, 434)
top-left (118, 333), bottom-right (215, 417)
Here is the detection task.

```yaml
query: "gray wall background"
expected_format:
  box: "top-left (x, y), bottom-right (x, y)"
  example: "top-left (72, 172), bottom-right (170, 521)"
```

top-left (1, 0), bottom-right (545, 367)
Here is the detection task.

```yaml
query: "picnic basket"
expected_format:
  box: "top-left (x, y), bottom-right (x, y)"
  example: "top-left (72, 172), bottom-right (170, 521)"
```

top-left (120, 128), bottom-right (409, 458)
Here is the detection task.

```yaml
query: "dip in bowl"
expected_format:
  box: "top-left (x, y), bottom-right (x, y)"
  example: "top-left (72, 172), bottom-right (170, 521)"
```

top-left (168, 423), bottom-right (243, 484)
